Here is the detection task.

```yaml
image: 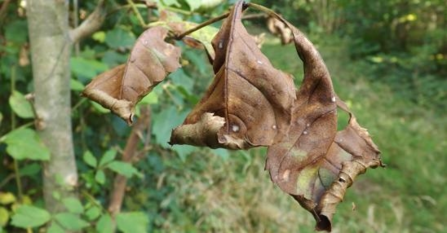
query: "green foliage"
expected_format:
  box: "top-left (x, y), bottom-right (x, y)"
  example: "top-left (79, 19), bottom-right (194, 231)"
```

top-left (11, 205), bottom-right (51, 228)
top-left (116, 212), bottom-right (149, 233)
top-left (96, 214), bottom-right (113, 233)
top-left (1, 128), bottom-right (50, 160)
top-left (62, 197), bottom-right (84, 214)
top-left (53, 212), bottom-right (89, 231)
top-left (9, 91), bottom-right (33, 119)
top-left (106, 161), bottom-right (141, 178)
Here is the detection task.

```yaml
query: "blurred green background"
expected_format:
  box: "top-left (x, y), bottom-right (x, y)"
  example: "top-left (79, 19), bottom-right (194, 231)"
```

top-left (0, 0), bottom-right (446, 232)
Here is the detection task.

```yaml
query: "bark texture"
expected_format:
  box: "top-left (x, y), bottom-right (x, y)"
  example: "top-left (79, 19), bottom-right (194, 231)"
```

top-left (27, 0), bottom-right (78, 213)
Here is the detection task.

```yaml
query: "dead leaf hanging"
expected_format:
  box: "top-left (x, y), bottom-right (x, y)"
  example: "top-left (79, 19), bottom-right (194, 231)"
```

top-left (170, 1), bottom-right (296, 149)
top-left (82, 26), bottom-right (181, 124)
top-left (255, 7), bottom-right (383, 232)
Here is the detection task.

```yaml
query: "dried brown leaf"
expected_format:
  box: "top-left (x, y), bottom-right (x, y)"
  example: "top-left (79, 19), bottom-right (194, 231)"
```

top-left (261, 9), bottom-right (383, 232)
top-left (170, 1), bottom-right (296, 149)
top-left (82, 26), bottom-right (181, 124)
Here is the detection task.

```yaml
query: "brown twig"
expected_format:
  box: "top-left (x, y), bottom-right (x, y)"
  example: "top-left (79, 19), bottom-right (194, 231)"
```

top-left (69, 0), bottom-right (107, 43)
top-left (0, 0), bottom-right (11, 25)
top-left (108, 106), bottom-right (151, 216)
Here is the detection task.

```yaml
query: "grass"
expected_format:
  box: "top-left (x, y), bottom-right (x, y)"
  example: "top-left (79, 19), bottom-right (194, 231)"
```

top-left (131, 34), bottom-right (446, 233)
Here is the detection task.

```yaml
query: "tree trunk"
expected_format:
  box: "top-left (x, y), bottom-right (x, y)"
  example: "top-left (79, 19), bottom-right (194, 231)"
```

top-left (27, 0), bottom-right (78, 213)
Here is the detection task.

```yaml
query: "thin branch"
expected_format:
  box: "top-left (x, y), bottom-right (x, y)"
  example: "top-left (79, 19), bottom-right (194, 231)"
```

top-left (175, 12), bottom-right (229, 39)
top-left (69, 0), bottom-right (107, 43)
top-left (127, 0), bottom-right (146, 27)
top-left (0, 0), bottom-right (11, 26)
top-left (108, 106), bottom-right (151, 217)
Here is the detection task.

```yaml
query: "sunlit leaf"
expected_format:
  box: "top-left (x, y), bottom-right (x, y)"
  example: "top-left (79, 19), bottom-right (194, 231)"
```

top-left (62, 197), bottom-right (84, 214)
top-left (116, 212), bottom-right (148, 233)
top-left (106, 161), bottom-right (140, 178)
top-left (9, 91), bottom-right (33, 119)
top-left (0, 192), bottom-right (16, 205)
top-left (105, 27), bottom-right (136, 49)
top-left (0, 207), bottom-right (9, 227)
top-left (96, 213), bottom-right (114, 233)
top-left (11, 205), bottom-right (51, 228)
top-left (95, 170), bottom-right (106, 185)
top-left (54, 212), bottom-right (89, 231)
top-left (47, 222), bottom-right (65, 233)
top-left (1, 128), bottom-right (50, 160)
top-left (83, 151), bottom-right (97, 168)
top-left (99, 149), bottom-right (117, 167)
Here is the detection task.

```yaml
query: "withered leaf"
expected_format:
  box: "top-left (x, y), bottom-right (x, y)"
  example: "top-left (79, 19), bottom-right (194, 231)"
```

top-left (261, 10), bottom-right (383, 232)
top-left (167, 21), bottom-right (219, 62)
top-left (82, 26), bottom-right (181, 124)
top-left (170, 1), bottom-right (296, 149)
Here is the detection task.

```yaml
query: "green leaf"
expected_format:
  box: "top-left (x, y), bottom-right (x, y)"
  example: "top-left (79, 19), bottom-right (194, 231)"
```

top-left (96, 214), bottom-right (114, 233)
top-left (11, 205), bottom-right (51, 228)
top-left (172, 145), bottom-right (196, 162)
top-left (70, 57), bottom-right (109, 79)
top-left (47, 222), bottom-right (65, 233)
top-left (95, 170), bottom-right (106, 185)
top-left (184, 0), bottom-right (201, 11)
top-left (92, 31), bottom-right (106, 43)
top-left (139, 92), bottom-right (158, 105)
top-left (62, 198), bottom-right (84, 214)
top-left (83, 151), bottom-right (97, 168)
top-left (5, 20), bottom-right (28, 44)
top-left (0, 207), bottom-right (9, 227)
top-left (1, 128), bottom-right (50, 160)
top-left (163, 0), bottom-right (181, 7)
top-left (106, 161), bottom-right (139, 178)
top-left (85, 206), bottom-right (101, 221)
top-left (99, 149), bottom-right (117, 167)
top-left (105, 27), bottom-right (136, 49)
top-left (153, 106), bottom-right (188, 148)
top-left (101, 51), bottom-right (128, 67)
top-left (90, 101), bottom-right (110, 114)
top-left (70, 79), bottom-right (85, 91)
top-left (9, 91), bottom-right (33, 119)
top-left (54, 212), bottom-right (89, 231)
top-left (116, 212), bottom-right (148, 233)
top-left (0, 192), bottom-right (16, 205)
top-left (19, 163), bottom-right (41, 177)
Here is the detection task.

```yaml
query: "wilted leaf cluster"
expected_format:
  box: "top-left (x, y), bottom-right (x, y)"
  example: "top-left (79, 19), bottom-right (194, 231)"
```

top-left (83, 1), bottom-right (383, 231)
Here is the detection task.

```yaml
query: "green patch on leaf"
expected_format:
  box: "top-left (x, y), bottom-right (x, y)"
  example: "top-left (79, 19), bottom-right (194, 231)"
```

top-left (107, 161), bottom-right (140, 178)
top-left (0, 192), bottom-right (16, 205)
top-left (116, 212), bottom-right (148, 233)
top-left (70, 57), bottom-right (109, 79)
top-left (11, 205), bottom-right (51, 228)
top-left (47, 222), bottom-right (65, 233)
top-left (85, 206), bottom-right (101, 221)
top-left (70, 79), bottom-right (85, 92)
top-left (96, 214), bottom-right (114, 233)
top-left (93, 31), bottom-right (106, 43)
top-left (99, 149), bottom-right (117, 167)
top-left (95, 170), bottom-right (106, 185)
top-left (62, 198), bottom-right (84, 214)
top-left (83, 151), bottom-right (97, 168)
top-left (0, 207), bottom-right (9, 227)
top-left (9, 91), bottom-right (33, 119)
top-left (1, 128), bottom-right (50, 160)
top-left (54, 212), bottom-right (89, 231)
top-left (105, 27), bottom-right (136, 50)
